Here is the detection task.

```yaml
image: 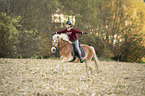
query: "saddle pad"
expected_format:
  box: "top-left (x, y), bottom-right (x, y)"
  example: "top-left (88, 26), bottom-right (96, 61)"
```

top-left (72, 46), bottom-right (85, 57)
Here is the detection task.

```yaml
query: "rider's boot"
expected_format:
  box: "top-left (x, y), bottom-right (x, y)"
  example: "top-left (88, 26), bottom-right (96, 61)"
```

top-left (80, 58), bottom-right (84, 63)
top-left (78, 54), bottom-right (83, 63)
top-left (69, 56), bottom-right (76, 62)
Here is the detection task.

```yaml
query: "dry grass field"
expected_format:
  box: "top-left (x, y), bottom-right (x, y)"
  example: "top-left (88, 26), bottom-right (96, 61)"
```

top-left (0, 58), bottom-right (144, 96)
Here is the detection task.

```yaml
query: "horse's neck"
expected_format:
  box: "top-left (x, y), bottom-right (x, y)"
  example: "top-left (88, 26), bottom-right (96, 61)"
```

top-left (59, 39), bottom-right (71, 49)
top-left (59, 39), bottom-right (72, 58)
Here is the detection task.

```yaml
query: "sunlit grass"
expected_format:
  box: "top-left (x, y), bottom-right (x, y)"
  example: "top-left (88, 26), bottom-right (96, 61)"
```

top-left (0, 59), bottom-right (144, 96)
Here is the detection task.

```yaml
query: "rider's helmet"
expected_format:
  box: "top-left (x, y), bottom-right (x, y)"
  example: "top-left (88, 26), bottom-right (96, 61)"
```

top-left (65, 20), bottom-right (72, 25)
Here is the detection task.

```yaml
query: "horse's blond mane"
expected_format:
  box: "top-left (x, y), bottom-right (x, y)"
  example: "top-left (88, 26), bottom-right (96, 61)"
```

top-left (53, 33), bottom-right (71, 43)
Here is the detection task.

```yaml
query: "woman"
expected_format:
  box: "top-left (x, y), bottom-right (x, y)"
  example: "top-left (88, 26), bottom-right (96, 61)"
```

top-left (53, 20), bottom-right (87, 63)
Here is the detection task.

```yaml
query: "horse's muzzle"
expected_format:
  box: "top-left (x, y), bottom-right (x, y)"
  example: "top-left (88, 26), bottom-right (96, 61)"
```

top-left (51, 47), bottom-right (56, 53)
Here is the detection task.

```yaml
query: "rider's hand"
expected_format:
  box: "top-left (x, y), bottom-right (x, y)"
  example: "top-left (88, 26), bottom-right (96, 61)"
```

top-left (68, 41), bottom-right (72, 44)
top-left (83, 32), bottom-right (88, 34)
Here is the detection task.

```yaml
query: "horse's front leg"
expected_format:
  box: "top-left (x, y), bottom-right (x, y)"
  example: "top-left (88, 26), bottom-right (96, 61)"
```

top-left (84, 59), bottom-right (92, 76)
top-left (55, 57), bottom-right (69, 74)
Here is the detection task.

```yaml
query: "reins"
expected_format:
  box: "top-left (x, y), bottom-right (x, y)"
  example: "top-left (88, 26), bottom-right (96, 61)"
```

top-left (52, 40), bottom-right (69, 51)
top-left (58, 42), bottom-right (69, 50)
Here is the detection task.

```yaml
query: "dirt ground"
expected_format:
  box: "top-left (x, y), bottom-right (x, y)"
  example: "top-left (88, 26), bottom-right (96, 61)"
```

top-left (0, 58), bottom-right (144, 96)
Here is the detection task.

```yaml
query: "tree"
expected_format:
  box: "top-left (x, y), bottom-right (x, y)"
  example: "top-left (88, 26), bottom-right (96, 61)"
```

top-left (0, 0), bottom-right (145, 61)
top-left (95, 0), bottom-right (145, 61)
top-left (0, 12), bottom-right (40, 58)
top-left (0, 12), bottom-right (19, 57)
top-left (0, 0), bottom-right (58, 58)
top-left (115, 0), bottom-right (145, 62)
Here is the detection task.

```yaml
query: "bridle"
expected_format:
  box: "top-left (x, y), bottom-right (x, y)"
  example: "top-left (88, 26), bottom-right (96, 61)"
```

top-left (52, 39), bottom-right (69, 51)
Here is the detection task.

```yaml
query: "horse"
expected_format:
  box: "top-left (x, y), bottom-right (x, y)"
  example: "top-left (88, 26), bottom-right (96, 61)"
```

top-left (51, 34), bottom-right (99, 75)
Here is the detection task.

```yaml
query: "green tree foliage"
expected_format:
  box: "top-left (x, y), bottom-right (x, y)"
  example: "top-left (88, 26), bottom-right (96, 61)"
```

top-left (0, 12), bottom-right (19, 57)
top-left (16, 29), bottom-right (40, 58)
top-left (0, 12), bottom-right (39, 58)
top-left (0, 0), bottom-right (58, 58)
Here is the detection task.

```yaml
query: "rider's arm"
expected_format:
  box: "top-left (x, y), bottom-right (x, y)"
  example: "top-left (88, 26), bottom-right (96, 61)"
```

top-left (56, 28), bottom-right (67, 34)
top-left (72, 28), bottom-right (88, 34)
top-left (72, 28), bottom-right (83, 34)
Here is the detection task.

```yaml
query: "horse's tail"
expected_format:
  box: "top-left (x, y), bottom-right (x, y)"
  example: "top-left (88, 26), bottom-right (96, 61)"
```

top-left (90, 46), bottom-right (99, 72)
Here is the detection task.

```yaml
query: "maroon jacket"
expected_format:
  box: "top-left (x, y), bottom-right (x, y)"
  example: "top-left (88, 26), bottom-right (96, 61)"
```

top-left (56, 28), bottom-right (83, 41)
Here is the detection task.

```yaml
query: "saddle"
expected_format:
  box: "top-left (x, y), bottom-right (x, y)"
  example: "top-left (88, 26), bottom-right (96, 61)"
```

top-left (72, 45), bottom-right (85, 58)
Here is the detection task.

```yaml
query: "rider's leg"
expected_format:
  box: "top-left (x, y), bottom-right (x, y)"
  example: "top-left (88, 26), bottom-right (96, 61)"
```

top-left (74, 40), bottom-right (83, 63)
top-left (69, 42), bottom-right (76, 62)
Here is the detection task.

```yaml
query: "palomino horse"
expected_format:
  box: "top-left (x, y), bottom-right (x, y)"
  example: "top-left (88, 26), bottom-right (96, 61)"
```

top-left (51, 34), bottom-right (99, 74)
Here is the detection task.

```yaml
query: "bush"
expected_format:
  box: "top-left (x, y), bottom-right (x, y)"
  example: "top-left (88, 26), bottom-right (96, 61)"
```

top-left (16, 29), bottom-right (40, 58)
top-left (115, 36), bottom-right (145, 62)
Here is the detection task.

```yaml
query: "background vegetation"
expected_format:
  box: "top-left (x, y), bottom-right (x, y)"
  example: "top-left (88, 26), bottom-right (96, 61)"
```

top-left (0, 0), bottom-right (145, 62)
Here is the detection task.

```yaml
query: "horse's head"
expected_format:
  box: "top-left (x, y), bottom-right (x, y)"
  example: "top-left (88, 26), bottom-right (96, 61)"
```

top-left (51, 33), bottom-right (70, 53)
top-left (51, 39), bottom-right (59, 53)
